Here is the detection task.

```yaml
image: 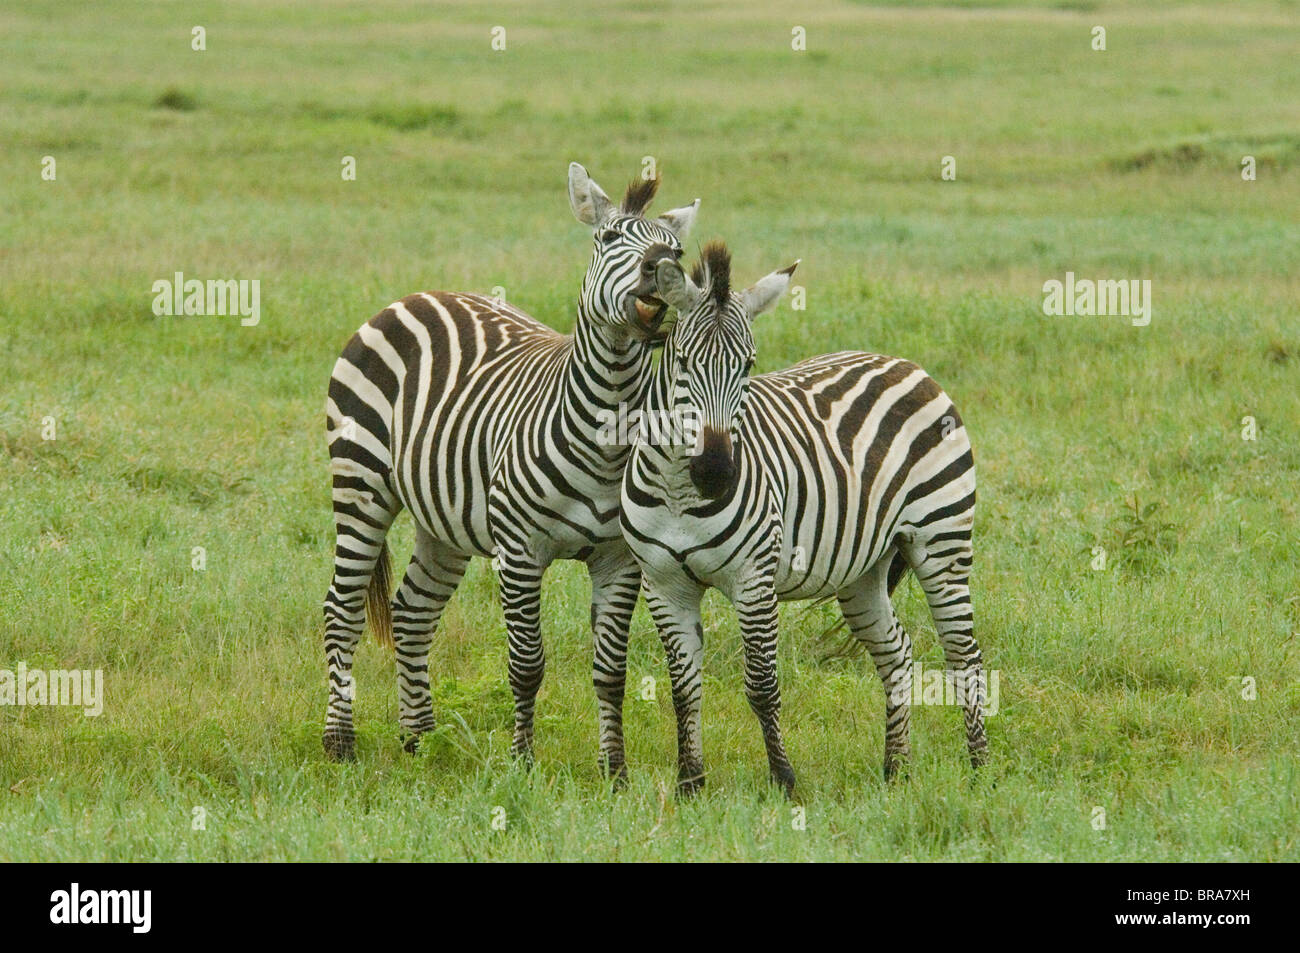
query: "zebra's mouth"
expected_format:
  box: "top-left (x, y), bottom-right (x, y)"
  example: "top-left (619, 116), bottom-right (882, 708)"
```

top-left (628, 294), bottom-right (668, 336)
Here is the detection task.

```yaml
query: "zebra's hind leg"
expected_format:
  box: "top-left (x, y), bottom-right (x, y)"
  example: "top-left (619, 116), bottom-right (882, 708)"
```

top-left (642, 579), bottom-right (707, 796)
top-left (838, 557), bottom-right (914, 782)
top-left (496, 558), bottom-right (548, 764)
top-left (586, 545), bottom-right (643, 784)
top-left (737, 586), bottom-right (796, 797)
top-left (322, 475), bottom-right (400, 762)
top-left (901, 529), bottom-right (987, 770)
top-left (392, 531), bottom-right (470, 754)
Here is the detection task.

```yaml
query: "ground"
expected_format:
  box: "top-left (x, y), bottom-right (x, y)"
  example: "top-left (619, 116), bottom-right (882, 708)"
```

top-left (0, 0), bottom-right (1297, 860)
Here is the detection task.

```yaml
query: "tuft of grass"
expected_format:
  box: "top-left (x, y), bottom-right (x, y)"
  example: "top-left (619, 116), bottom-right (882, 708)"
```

top-left (1107, 496), bottom-right (1180, 574)
top-left (1265, 340), bottom-right (1292, 364)
top-left (152, 87), bottom-right (198, 112)
top-left (367, 103), bottom-right (462, 131)
top-left (1113, 133), bottom-right (1300, 172)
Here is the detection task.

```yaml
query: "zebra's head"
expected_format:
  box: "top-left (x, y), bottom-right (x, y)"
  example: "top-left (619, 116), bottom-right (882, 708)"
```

top-left (568, 162), bottom-right (699, 340)
top-left (655, 241), bottom-right (798, 499)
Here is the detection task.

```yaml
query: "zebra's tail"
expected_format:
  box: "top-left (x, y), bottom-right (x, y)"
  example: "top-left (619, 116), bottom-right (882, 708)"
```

top-left (366, 540), bottom-right (395, 650)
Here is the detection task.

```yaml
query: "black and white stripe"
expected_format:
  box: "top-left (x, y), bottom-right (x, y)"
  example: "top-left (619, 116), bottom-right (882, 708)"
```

top-left (322, 163), bottom-right (698, 775)
top-left (621, 242), bottom-right (987, 794)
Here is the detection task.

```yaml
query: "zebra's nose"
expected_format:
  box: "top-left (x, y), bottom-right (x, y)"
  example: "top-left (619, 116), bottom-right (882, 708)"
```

top-left (689, 427), bottom-right (736, 499)
top-left (640, 243), bottom-right (676, 275)
top-left (629, 243), bottom-right (677, 336)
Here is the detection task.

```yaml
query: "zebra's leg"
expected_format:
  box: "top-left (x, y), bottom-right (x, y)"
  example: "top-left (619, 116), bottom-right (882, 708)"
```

top-left (392, 531), bottom-right (470, 754)
top-left (643, 579), bottom-right (707, 796)
top-left (736, 587), bottom-right (796, 797)
top-left (322, 475), bottom-right (400, 762)
top-left (838, 557), bottom-right (914, 781)
top-left (586, 546), bottom-right (642, 783)
top-left (497, 558), bottom-right (548, 763)
top-left (901, 530), bottom-right (987, 769)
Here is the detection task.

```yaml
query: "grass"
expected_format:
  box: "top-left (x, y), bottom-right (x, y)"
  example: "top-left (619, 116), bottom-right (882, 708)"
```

top-left (1, 0), bottom-right (1298, 861)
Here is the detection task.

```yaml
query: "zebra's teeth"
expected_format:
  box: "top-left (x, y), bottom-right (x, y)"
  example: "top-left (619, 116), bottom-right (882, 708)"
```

top-left (634, 296), bottom-right (664, 324)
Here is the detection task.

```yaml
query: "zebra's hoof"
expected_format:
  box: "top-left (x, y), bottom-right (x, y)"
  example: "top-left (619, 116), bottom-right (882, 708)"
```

top-left (771, 767), bottom-right (797, 799)
top-left (676, 771), bottom-right (706, 798)
top-left (603, 758), bottom-right (629, 788)
top-left (323, 731), bottom-right (356, 763)
top-left (400, 732), bottom-right (426, 755)
top-left (883, 755), bottom-right (910, 783)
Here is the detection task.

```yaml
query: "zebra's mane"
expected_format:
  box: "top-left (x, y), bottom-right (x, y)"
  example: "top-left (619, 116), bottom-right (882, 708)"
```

top-left (621, 174), bottom-right (661, 214)
top-left (690, 240), bottom-right (731, 312)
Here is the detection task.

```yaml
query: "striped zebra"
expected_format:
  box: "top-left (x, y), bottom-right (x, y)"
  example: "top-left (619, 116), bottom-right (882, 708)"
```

top-left (620, 242), bottom-right (987, 795)
top-left (323, 163), bottom-right (699, 774)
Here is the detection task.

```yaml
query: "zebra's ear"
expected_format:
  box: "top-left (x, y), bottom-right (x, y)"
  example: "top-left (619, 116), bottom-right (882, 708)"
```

top-left (568, 162), bottom-right (616, 226)
top-left (655, 258), bottom-right (703, 312)
top-left (656, 199), bottom-right (700, 239)
top-left (740, 261), bottom-right (800, 318)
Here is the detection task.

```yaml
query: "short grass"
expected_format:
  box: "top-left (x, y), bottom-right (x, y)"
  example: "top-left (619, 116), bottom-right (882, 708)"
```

top-left (1, 0), bottom-right (1298, 861)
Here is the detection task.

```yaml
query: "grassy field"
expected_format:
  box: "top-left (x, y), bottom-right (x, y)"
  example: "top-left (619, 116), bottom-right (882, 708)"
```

top-left (1, 0), bottom-right (1298, 861)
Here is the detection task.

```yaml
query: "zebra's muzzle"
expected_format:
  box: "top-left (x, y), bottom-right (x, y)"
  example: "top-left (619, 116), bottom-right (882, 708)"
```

top-left (689, 428), bottom-right (737, 499)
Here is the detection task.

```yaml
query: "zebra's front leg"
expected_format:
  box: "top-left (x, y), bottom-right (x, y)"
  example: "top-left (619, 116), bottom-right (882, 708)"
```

top-left (737, 590), bottom-right (796, 797)
top-left (392, 533), bottom-right (469, 753)
top-left (643, 581), bottom-right (706, 796)
top-left (587, 548), bottom-right (642, 783)
top-left (497, 559), bottom-right (547, 764)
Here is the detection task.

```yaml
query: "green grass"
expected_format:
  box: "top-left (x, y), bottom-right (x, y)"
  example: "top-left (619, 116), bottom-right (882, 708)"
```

top-left (1, 0), bottom-right (1298, 861)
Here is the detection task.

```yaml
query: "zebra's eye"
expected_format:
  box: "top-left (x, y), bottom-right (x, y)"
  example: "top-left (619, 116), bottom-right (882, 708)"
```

top-left (743, 358), bottom-right (756, 374)
top-left (600, 228), bottom-right (621, 244)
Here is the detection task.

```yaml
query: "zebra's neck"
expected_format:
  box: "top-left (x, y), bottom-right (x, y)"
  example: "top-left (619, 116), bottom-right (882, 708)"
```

top-left (562, 309), bottom-right (653, 460)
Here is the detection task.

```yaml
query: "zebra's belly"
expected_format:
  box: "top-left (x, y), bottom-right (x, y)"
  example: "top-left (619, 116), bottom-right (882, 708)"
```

top-left (390, 446), bottom-right (496, 557)
top-left (772, 559), bottom-right (858, 602)
top-left (490, 465), bottom-right (627, 566)
top-left (392, 460), bottom-right (625, 565)
top-left (771, 533), bottom-right (889, 602)
top-left (773, 574), bottom-right (843, 603)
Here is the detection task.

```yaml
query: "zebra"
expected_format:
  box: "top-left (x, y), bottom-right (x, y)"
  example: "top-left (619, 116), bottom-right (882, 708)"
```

top-left (323, 163), bottom-right (699, 776)
top-left (620, 241), bottom-right (988, 795)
